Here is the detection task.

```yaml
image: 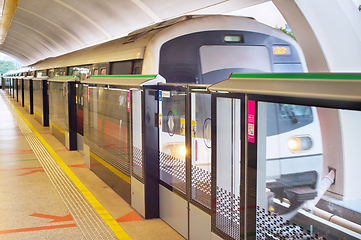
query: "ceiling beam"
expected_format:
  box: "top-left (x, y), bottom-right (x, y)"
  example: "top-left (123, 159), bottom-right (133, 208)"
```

top-left (53, 0), bottom-right (112, 39)
top-left (0, 0), bottom-right (19, 45)
top-left (17, 7), bottom-right (85, 47)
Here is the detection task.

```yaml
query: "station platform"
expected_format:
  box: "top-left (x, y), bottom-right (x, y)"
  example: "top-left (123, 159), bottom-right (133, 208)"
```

top-left (0, 90), bottom-right (184, 239)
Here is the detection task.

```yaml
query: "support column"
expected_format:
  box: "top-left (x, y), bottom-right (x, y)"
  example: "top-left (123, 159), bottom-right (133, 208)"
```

top-left (273, 0), bottom-right (361, 72)
top-left (274, 0), bottom-right (361, 201)
top-left (67, 80), bottom-right (77, 151)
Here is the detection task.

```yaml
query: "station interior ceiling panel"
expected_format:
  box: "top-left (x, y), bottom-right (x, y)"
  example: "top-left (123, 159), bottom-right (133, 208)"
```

top-left (0, 0), bottom-right (267, 65)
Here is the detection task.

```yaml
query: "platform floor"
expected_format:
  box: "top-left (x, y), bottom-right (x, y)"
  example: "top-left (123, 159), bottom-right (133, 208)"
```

top-left (0, 90), bottom-right (184, 239)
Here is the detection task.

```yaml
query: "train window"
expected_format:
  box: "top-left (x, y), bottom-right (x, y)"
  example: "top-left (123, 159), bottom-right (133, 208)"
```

top-left (110, 61), bottom-right (132, 75)
top-left (132, 59), bottom-right (143, 74)
top-left (133, 67), bottom-right (141, 74)
top-left (159, 63), bottom-right (198, 83)
top-left (200, 45), bottom-right (271, 84)
top-left (70, 65), bottom-right (92, 80)
top-left (93, 62), bottom-right (110, 76)
top-left (48, 69), bottom-right (55, 78)
top-left (54, 68), bottom-right (67, 76)
top-left (37, 70), bottom-right (47, 77)
top-left (279, 104), bottom-right (312, 119)
top-left (267, 103), bottom-right (313, 136)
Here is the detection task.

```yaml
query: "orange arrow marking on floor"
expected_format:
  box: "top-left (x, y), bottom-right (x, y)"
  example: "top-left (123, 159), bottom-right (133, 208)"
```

top-left (0, 223), bottom-right (77, 235)
top-left (55, 148), bottom-right (68, 152)
top-left (30, 213), bottom-right (73, 223)
top-left (68, 163), bottom-right (101, 168)
top-left (84, 163), bottom-right (102, 168)
top-left (1, 149), bottom-right (33, 155)
top-left (68, 164), bottom-right (87, 168)
top-left (18, 169), bottom-right (45, 176)
top-left (0, 166), bottom-right (45, 176)
top-left (116, 211), bottom-right (143, 223)
top-left (0, 167), bottom-right (43, 171)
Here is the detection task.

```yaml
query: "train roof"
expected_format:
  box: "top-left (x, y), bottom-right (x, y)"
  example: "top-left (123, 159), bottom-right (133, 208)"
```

top-left (27, 15), bottom-right (299, 71)
top-left (27, 16), bottom-right (197, 70)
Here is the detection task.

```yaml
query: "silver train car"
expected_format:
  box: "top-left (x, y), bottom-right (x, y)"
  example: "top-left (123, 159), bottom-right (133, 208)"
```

top-left (5, 14), bottom-right (322, 219)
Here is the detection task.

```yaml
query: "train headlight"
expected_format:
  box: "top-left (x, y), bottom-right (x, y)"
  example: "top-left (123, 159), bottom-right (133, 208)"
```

top-left (177, 145), bottom-right (186, 158)
top-left (288, 137), bottom-right (301, 152)
top-left (288, 136), bottom-right (313, 152)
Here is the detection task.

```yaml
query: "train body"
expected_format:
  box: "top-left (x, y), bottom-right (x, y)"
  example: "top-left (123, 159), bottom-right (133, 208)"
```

top-left (7, 15), bottom-right (307, 79)
top-left (4, 15), bottom-right (322, 215)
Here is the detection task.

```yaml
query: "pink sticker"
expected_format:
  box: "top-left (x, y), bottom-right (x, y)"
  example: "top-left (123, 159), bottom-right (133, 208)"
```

top-left (247, 100), bottom-right (255, 143)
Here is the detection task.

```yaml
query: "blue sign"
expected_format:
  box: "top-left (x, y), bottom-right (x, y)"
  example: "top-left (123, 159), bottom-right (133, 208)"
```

top-left (159, 90), bottom-right (162, 101)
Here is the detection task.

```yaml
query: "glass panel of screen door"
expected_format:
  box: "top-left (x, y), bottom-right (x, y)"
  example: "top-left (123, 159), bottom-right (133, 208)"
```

top-left (215, 97), bottom-right (241, 240)
top-left (191, 92), bottom-right (212, 209)
top-left (159, 90), bottom-right (187, 194)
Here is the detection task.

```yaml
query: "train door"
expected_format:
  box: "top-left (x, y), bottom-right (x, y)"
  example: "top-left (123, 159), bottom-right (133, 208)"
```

top-left (211, 94), bottom-right (245, 240)
top-left (131, 89), bottom-right (145, 216)
top-left (14, 78), bottom-right (17, 98)
top-left (20, 78), bottom-right (24, 107)
top-left (69, 65), bottom-right (91, 154)
top-left (143, 84), bottom-right (212, 238)
top-left (158, 85), bottom-right (188, 238)
top-left (189, 87), bottom-right (212, 239)
top-left (211, 95), bottom-right (322, 239)
top-left (11, 78), bottom-right (14, 98)
top-left (76, 83), bottom-right (84, 154)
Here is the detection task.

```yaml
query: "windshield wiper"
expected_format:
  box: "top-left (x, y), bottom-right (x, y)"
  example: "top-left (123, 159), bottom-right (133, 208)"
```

top-left (282, 105), bottom-right (300, 124)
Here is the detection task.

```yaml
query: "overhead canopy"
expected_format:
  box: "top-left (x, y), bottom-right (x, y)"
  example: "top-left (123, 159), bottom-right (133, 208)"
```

top-left (209, 73), bottom-right (361, 103)
top-left (82, 75), bottom-right (165, 87)
top-left (0, 0), bottom-right (268, 66)
top-left (47, 76), bottom-right (76, 82)
top-left (32, 76), bottom-right (49, 81)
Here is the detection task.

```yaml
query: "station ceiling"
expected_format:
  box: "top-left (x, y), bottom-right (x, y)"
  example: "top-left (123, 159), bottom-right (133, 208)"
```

top-left (0, 0), bottom-right (268, 65)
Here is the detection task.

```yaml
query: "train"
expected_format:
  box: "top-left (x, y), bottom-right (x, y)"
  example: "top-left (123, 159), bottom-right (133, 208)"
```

top-left (3, 14), bottom-right (324, 236)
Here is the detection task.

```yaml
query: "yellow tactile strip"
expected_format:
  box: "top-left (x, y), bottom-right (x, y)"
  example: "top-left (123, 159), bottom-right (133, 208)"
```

top-left (1, 92), bottom-right (131, 240)
top-left (90, 151), bottom-right (131, 184)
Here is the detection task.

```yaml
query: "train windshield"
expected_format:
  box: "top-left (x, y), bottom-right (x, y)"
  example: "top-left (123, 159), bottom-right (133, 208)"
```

top-left (279, 104), bottom-right (313, 122)
top-left (267, 103), bottom-right (314, 137)
top-left (199, 45), bottom-right (271, 84)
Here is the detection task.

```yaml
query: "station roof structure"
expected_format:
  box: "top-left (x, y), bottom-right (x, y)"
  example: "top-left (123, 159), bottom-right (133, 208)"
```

top-left (0, 0), bottom-right (359, 72)
top-left (0, 0), bottom-right (268, 66)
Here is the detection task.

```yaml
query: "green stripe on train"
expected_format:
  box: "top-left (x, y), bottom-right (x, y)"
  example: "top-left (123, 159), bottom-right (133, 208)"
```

top-left (230, 73), bottom-right (361, 80)
top-left (91, 75), bottom-right (157, 78)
